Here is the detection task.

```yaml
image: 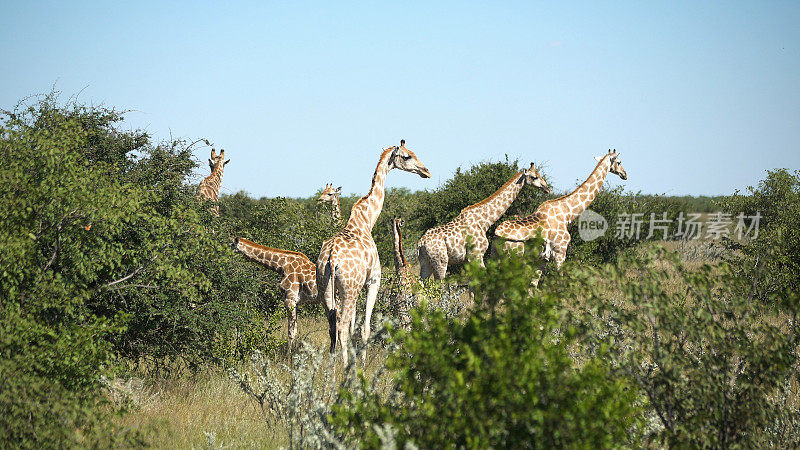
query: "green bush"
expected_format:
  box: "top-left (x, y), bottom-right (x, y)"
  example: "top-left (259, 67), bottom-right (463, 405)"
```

top-left (720, 168), bottom-right (800, 309)
top-left (330, 241), bottom-right (642, 448)
top-left (0, 94), bottom-right (279, 442)
top-left (556, 249), bottom-right (800, 447)
top-left (0, 96), bottom-right (136, 445)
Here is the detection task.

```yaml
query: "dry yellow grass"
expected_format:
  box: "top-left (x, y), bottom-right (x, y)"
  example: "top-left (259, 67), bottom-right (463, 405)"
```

top-left (114, 313), bottom-right (395, 449)
top-left (115, 371), bottom-right (282, 448)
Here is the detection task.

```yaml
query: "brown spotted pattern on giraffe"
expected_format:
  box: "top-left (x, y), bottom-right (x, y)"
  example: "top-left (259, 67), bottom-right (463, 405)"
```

top-left (417, 162), bottom-right (549, 280)
top-left (196, 148), bottom-right (230, 216)
top-left (316, 141), bottom-right (430, 363)
top-left (493, 150), bottom-right (627, 271)
top-left (233, 237), bottom-right (317, 354)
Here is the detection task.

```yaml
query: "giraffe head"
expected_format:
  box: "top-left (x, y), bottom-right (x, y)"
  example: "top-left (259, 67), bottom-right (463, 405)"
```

top-left (317, 183), bottom-right (342, 204)
top-left (595, 149), bottom-right (627, 180)
top-left (519, 162), bottom-right (551, 194)
top-left (392, 217), bottom-right (405, 231)
top-left (389, 140), bottom-right (431, 178)
top-left (208, 148), bottom-right (230, 172)
top-left (609, 149), bottom-right (627, 180)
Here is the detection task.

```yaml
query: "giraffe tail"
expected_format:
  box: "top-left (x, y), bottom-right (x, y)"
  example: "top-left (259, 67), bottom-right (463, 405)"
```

top-left (322, 258), bottom-right (337, 311)
top-left (321, 255), bottom-right (339, 354)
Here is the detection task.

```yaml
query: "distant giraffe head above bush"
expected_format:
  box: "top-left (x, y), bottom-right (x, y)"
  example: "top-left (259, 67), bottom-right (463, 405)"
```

top-left (208, 148), bottom-right (230, 172)
top-left (317, 183), bottom-right (343, 221)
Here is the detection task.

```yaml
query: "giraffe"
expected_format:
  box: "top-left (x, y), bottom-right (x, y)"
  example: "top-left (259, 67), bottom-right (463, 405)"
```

top-left (316, 140), bottom-right (430, 362)
top-left (233, 237), bottom-right (317, 354)
top-left (196, 148), bottom-right (230, 216)
top-left (494, 149), bottom-right (627, 274)
top-left (391, 217), bottom-right (414, 328)
top-left (317, 183), bottom-right (343, 222)
top-left (417, 163), bottom-right (550, 280)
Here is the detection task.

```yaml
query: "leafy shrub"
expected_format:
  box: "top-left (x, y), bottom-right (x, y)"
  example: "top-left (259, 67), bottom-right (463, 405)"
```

top-left (0, 93), bottom-right (281, 441)
top-left (0, 95), bottom-right (146, 445)
top-left (229, 345), bottom-right (341, 448)
top-left (330, 241), bottom-right (642, 448)
top-left (720, 168), bottom-right (800, 309)
top-left (556, 249), bottom-right (800, 447)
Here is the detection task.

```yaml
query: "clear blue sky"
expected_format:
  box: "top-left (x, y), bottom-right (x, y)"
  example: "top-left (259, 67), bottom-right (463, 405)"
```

top-left (2, 1), bottom-right (798, 198)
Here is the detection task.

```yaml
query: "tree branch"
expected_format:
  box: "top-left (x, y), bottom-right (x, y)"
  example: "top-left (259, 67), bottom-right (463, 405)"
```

top-left (102, 254), bottom-right (159, 289)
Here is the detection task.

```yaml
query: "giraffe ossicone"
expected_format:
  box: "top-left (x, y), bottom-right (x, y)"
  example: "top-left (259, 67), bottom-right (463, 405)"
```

top-left (417, 162), bottom-right (550, 280)
top-left (316, 140), bottom-right (430, 364)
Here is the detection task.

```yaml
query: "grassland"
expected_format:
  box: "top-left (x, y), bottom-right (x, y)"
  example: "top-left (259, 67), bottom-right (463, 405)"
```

top-left (112, 239), bottom-right (778, 448)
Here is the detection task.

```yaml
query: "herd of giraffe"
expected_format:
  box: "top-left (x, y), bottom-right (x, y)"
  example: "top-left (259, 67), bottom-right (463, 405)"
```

top-left (195, 142), bottom-right (627, 361)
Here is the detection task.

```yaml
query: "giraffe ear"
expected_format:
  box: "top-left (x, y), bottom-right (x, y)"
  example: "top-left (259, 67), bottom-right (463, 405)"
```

top-left (336, 186), bottom-right (342, 193)
top-left (224, 159), bottom-right (230, 166)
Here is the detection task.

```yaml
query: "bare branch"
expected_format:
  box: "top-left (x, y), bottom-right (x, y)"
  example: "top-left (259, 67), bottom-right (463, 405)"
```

top-left (102, 254), bottom-right (159, 289)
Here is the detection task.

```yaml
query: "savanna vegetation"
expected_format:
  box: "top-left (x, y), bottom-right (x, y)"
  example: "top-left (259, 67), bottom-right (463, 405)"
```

top-left (1, 94), bottom-right (797, 448)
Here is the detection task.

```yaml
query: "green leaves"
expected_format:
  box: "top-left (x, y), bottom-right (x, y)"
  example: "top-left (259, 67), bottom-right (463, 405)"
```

top-left (721, 168), bottom-right (800, 310)
top-left (0, 94), bottom-right (276, 444)
top-left (560, 248), bottom-right (800, 448)
top-left (332, 244), bottom-right (642, 448)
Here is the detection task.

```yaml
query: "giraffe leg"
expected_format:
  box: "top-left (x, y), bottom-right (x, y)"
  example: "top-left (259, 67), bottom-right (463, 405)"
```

top-left (474, 237), bottom-right (489, 268)
top-left (337, 291), bottom-right (358, 365)
top-left (543, 240), bottom-right (553, 260)
top-left (361, 269), bottom-right (382, 345)
top-left (335, 280), bottom-right (363, 365)
top-left (554, 250), bottom-right (566, 271)
top-left (553, 234), bottom-right (570, 272)
top-left (532, 263), bottom-right (545, 288)
top-left (338, 318), bottom-right (350, 364)
top-left (399, 291), bottom-right (412, 328)
top-left (432, 259), bottom-right (448, 280)
top-left (350, 305), bottom-right (357, 341)
top-left (530, 240), bottom-right (553, 288)
top-left (285, 290), bottom-right (299, 356)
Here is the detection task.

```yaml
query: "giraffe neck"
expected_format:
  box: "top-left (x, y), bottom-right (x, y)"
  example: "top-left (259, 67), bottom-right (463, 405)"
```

top-left (392, 223), bottom-right (407, 270)
top-left (462, 171), bottom-right (525, 228)
top-left (332, 197), bottom-right (341, 221)
top-left (235, 238), bottom-right (286, 272)
top-left (344, 147), bottom-right (393, 233)
top-left (200, 162), bottom-right (225, 200)
top-left (560, 157), bottom-right (611, 222)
